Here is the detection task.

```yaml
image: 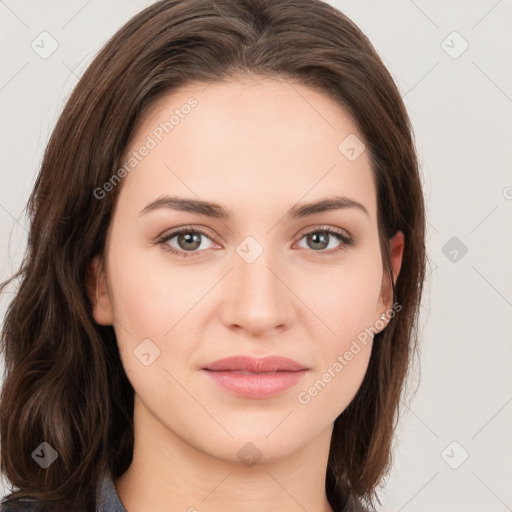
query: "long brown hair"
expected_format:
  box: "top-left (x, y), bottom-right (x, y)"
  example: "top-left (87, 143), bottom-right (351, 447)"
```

top-left (0, 1), bottom-right (426, 510)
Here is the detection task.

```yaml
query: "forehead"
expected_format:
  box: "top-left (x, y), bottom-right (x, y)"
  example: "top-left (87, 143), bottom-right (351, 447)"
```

top-left (118, 76), bottom-right (377, 222)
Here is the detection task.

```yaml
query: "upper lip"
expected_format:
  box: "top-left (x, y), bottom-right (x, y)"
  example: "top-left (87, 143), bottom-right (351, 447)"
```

top-left (203, 355), bottom-right (308, 372)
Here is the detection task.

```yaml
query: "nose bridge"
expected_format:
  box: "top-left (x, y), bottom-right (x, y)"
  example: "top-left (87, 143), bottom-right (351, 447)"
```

top-left (235, 234), bottom-right (282, 306)
top-left (222, 233), bottom-right (294, 333)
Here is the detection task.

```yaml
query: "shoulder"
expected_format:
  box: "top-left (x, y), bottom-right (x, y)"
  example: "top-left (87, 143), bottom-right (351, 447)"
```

top-left (0, 500), bottom-right (46, 512)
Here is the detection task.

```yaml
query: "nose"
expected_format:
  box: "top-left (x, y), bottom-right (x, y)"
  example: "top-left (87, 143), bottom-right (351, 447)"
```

top-left (219, 242), bottom-right (296, 337)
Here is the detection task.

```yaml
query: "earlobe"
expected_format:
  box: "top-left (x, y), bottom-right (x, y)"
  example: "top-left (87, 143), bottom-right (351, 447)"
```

top-left (85, 254), bottom-right (114, 326)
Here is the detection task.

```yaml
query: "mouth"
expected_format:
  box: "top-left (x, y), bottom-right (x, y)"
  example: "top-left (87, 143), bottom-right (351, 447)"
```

top-left (203, 355), bottom-right (308, 373)
top-left (201, 355), bottom-right (309, 399)
top-left (220, 370), bottom-right (286, 375)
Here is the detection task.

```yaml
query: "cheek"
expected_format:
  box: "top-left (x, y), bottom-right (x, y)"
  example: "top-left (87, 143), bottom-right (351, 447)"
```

top-left (293, 255), bottom-right (381, 414)
top-left (107, 242), bottom-right (202, 337)
top-left (301, 255), bottom-right (383, 343)
top-left (105, 246), bottom-right (201, 406)
top-left (294, 269), bottom-right (380, 418)
top-left (106, 241), bottom-right (218, 392)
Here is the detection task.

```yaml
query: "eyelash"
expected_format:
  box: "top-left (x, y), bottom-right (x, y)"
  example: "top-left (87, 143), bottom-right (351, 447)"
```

top-left (156, 225), bottom-right (354, 259)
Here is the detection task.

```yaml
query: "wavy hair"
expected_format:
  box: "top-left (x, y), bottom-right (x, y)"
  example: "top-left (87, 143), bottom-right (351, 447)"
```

top-left (0, 0), bottom-right (426, 510)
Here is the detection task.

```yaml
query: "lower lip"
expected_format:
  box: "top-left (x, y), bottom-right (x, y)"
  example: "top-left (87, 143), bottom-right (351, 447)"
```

top-left (201, 369), bottom-right (308, 399)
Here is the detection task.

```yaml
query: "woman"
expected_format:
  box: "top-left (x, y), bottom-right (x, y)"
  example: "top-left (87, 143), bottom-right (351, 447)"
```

top-left (0, 0), bottom-right (426, 510)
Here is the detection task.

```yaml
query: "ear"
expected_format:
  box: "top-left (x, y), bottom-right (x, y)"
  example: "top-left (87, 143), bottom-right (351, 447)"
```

top-left (85, 254), bottom-right (115, 325)
top-left (375, 230), bottom-right (405, 327)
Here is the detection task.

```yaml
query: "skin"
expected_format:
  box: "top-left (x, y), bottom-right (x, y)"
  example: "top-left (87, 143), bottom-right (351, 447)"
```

top-left (87, 75), bottom-right (404, 512)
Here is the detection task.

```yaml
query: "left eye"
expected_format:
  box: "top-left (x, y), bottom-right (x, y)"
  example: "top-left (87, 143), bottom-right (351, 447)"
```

top-left (296, 228), bottom-right (351, 252)
top-left (157, 226), bottom-right (352, 258)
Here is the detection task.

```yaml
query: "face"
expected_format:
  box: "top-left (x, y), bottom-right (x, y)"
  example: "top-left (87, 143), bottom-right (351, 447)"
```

top-left (88, 76), bottom-right (404, 463)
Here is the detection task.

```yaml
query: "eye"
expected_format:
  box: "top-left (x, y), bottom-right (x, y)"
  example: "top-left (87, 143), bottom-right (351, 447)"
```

top-left (157, 226), bottom-right (216, 258)
top-left (295, 227), bottom-right (353, 255)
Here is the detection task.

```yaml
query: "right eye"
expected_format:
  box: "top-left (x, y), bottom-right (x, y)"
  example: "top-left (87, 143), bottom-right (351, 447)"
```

top-left (157, 226), bottom-right (218, 258)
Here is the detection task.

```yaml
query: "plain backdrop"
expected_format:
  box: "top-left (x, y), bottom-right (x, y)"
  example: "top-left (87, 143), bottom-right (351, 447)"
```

top-left (1, 1), bottom-right (511, 511)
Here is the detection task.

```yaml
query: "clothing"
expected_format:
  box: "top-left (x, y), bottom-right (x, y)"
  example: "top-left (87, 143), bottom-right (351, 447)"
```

top-left (96, 474), bottom-right (127, 512)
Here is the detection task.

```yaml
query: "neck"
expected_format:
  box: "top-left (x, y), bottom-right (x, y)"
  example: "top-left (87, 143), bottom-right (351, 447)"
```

top-left (115, 395), bottom-right (336, 512)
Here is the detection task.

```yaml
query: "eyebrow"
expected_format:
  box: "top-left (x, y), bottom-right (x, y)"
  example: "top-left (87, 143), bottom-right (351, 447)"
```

top-left (138, 194), bottom-right (369, 219)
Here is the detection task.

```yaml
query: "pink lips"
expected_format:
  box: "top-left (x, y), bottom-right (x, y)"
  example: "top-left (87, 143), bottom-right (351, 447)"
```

top-left (201, 355), bottom-right (309, 399)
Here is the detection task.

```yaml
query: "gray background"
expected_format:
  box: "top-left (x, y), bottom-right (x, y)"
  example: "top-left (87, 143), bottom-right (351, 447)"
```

top-left (1, 1), bottom-right (511, 510)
